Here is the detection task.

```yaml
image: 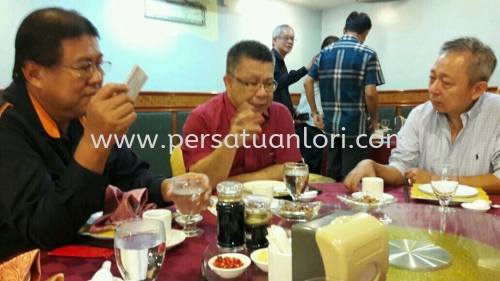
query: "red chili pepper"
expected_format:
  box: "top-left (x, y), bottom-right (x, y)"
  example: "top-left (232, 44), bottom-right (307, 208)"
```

top-left (213, 256), bottom-right (244, 269)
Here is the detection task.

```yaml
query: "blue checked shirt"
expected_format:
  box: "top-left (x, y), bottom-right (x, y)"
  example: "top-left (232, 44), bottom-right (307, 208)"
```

top-left (308, 35), bottom-right (385, 136)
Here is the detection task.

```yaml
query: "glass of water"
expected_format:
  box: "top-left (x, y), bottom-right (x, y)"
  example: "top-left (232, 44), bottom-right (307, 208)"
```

top-left (172, 177), bottom-right (207, 237)
top-left (114, 219), bottom-right (166, 281)
top-left (381, 119), bottom-right (390, 131)
top-left (283, 162), bottom-right (309, 201)
top-left (430, 164), bottom-right (459, 208)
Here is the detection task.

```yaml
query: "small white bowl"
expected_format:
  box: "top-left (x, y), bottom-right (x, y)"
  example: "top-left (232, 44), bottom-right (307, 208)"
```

top-left (250, 248), bottom-right (268, 272)
top-left (208, 253), bottom-right (251, 279)
top-left (461, 202), bottom-right (490, 212)
top-left (299, 191), bottom-right (318, 202)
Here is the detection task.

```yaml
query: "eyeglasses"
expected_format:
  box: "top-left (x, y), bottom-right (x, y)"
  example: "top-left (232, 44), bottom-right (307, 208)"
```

top-left (277, 36), bottom-right (297, 42)
top-left (232, 75), bottom-right (278, 93)
top-left (58, 61), bottom-right (112, 79)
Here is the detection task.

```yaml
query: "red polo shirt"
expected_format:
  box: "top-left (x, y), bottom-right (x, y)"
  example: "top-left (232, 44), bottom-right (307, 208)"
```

top-left (182, 92), bottom-right (301, 177)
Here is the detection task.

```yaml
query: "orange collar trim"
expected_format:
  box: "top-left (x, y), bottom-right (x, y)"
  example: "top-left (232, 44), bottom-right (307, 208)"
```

top-left (28, 92), bottom-right (61, 139)
top-left (0, 102), bottom-right (12, 117)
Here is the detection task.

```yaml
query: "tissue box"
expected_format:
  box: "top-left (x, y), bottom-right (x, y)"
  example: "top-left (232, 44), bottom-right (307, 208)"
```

top-left (291, 211), bottom-right (388, 281)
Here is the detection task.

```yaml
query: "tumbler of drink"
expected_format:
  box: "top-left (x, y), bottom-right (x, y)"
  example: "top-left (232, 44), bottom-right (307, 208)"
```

top-left (114, 218), bottom-right (166, 281)
top-left (430, 164), bottom-right (459, 208)
top-left (283, 162), bottom-right (309, 201)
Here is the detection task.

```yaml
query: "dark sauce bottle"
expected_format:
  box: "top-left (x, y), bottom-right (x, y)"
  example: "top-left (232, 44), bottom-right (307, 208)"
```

top-left (243, 195), bottom-right (271, 250)
top-left (216, 181), bottom-right (245, 250)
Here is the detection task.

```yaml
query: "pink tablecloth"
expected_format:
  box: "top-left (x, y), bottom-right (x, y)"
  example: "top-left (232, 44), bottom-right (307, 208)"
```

top-left (40, 183), bottom-right (500, 281)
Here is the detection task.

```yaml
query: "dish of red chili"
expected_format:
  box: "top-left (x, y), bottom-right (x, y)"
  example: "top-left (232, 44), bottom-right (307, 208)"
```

top-left (213, 256), bottom-right (244, 269)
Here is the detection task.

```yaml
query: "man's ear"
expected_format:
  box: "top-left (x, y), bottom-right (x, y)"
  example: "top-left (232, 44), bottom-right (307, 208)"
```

top-left (223, 74), bottom-right (231, 89)
top-left (471, 81), bottom-right (488, 100)
top-left (22, 61), bottom-right (44, 88)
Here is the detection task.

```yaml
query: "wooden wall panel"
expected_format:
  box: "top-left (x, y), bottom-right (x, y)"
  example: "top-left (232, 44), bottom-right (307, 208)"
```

top-left (133, 87), bottom-right (499, 111)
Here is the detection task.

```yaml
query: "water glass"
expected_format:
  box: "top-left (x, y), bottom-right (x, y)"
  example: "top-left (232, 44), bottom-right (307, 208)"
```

top-left (381, 119), bottom-right (390, 131)
top-left (172, 177), bottom-right (208, 237)
top-left (283, 162), bottom-right (309, 201)
top-left (114, 219), bottom-right (166, 281)
top-left (430, 164), bottom-right (459, 208)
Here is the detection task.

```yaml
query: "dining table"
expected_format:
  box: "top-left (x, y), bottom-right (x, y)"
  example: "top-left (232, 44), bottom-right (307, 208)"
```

top-left (40, 183), bottom-right (500, 281)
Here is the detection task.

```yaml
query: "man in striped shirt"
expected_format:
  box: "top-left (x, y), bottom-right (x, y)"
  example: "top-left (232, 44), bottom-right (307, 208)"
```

top-left (305, 11), bottom-right (385, 182)
top-left (345, 37), bottom-right (500, 194)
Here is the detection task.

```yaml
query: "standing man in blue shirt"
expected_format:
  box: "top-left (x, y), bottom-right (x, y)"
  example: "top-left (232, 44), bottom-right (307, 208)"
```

top-left (305, 12), bottom-right (385, 182)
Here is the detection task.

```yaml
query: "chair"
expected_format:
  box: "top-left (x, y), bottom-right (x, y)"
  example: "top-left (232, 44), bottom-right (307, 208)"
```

top-left (170, 147), bottom-right (186, 176)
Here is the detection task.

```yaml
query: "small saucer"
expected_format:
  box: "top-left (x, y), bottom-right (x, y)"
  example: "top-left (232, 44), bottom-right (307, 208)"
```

top-left (175, 214), bottom-right (203, 227)
top-left (165, 229), bottom-right (186, 250)
top-left (461, 202), bottom-right (490, 212)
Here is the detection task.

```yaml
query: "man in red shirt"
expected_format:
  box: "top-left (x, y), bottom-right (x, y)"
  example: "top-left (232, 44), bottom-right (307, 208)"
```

top-left (182, 40), bottom-right (302, 187)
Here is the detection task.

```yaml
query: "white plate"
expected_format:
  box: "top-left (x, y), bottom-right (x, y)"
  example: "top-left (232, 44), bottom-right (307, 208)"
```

top-left (418, 184), bottom-right (478, 198)
top-left (166, 229), bottom-right (186, 251)
top-left (352, 192), bottom-right (395, 199)
top-left (243, 180), bottom-right (287, 193)
top-left (461, 202), bottom-right (490, 212)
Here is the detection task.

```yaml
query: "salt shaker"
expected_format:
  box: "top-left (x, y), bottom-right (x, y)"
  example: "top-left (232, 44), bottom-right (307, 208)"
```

top-left (216, 181), bottom-right (245, 250)
top-left (243, 194), bottom-right (271, 250)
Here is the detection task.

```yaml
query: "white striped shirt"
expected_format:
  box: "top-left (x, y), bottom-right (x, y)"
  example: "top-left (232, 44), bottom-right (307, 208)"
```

top-left (389, 93), bottom-right (500, 179)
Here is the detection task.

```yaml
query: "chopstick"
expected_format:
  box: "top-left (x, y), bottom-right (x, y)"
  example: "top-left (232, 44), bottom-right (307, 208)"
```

top-left (403, 178), bottom-right (410, 203)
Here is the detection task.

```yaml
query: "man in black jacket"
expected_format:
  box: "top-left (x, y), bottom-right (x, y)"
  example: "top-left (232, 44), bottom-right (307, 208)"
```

top-left (0, 7), bottom-right (209, 261)
top-left (271, 24), bottom-right (317, 119)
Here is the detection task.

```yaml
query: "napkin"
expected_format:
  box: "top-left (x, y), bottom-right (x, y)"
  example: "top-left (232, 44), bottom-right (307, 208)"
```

top-left (90, 185), bottom-right (157, 233)
top-left (48, 245), bottom-right (114, 259)
top-left (0, 249), bottom-right (64, 281)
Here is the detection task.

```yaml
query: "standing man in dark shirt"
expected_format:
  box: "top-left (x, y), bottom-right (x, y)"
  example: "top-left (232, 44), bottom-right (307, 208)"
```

top-left (272, 24), bottom-right (317, 119)
top-left (0, 7), bottom-right (209, 261)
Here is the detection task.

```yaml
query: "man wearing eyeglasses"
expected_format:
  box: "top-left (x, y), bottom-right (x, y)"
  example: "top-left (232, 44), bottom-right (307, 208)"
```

top-left (0, 7), bottom-right (209, 261)
top-left (181, 41), bottom-right (302, 187)
top-left (272, 24), bottom-right (317, 120)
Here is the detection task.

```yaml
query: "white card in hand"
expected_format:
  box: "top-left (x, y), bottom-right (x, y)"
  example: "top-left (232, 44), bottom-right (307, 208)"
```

top-left (124, 64), bottom-right (148, 101)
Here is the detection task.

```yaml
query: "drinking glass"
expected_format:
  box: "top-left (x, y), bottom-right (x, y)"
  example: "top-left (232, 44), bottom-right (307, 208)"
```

top-left (430, 164), bottom-right (459, 208)
top-left (114, 219), bottom-right (166, 281)
top-left (172, 177), bottom-right (208, 237)
top-left (283, 162), bottom-right (309, 201)
top-left (381, 119), bottom-right (390, 131)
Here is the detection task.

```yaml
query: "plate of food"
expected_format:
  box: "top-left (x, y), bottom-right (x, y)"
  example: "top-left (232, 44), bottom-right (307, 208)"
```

top-left (337, 192), bottom-right (397, 213)
top-left (243, 180), bottom-right (289, 197)
top-left (418, 183), bottom-right (479, 198)
top-left (270, 200), bottom-right (322, 221)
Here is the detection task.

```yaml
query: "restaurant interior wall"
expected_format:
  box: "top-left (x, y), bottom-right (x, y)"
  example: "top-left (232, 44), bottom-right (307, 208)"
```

top-left (0, 0), bottom-right (322, 93)
top-left (321, 0), bottom-right (500, 90)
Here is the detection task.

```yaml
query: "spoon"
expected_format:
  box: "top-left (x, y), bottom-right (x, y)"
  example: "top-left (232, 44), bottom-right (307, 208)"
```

top-left (490, 204), bottom-right (500, 209)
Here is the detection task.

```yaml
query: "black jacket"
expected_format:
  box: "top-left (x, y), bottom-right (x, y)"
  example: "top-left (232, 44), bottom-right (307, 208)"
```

top-left (272, 48), bottom-right (308, 117)
top-left (0, 81), bottom-right (167, 261)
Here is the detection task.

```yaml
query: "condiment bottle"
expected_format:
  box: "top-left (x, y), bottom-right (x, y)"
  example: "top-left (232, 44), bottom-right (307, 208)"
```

top-left (243, 195), bottom-right (271, 250)
top-left (216, 181), bottom-right (245, 250)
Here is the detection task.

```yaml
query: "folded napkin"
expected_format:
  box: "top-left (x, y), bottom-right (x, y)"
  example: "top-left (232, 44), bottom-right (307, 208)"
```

top-left (90, 185), bottom-right (157, 233)
top-left (48, 245), bottom-right (114, 259)
top-left (0, 249), bottom-right (63, 281)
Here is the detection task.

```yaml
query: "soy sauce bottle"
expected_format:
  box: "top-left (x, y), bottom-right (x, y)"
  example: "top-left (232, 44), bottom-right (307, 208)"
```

top-left (216, 181), bottom-right (245, 250)
top-left (243, 195), bottom-right (271, 250)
